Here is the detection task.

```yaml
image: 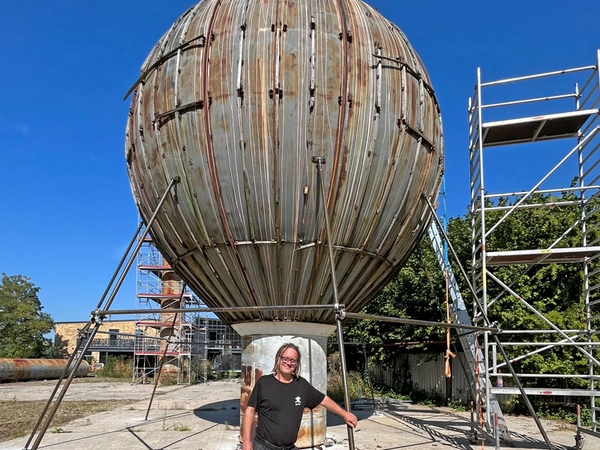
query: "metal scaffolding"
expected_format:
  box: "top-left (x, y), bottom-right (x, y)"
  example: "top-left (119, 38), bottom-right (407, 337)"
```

top-left (134, 231), bottom-right (198, 385)
top-left (134, 230), bottom-right (242, 384)
top-left (468, 50), bottom-right (600, 437)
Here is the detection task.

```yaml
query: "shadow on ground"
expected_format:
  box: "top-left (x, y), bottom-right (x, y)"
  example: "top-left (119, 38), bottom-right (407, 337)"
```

top-left (194, 399), bottom-right (240, 425)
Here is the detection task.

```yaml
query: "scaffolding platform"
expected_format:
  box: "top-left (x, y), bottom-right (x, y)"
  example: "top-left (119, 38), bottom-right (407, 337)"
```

top-left (482, 109), bottom-right (598, 147)
top-left (137, 292), bottom-right (193, 299)
top-left (491, 387), bottom-right (600, 397)
top-left (137, 320), bottom-right (192, 328)
top-left (486, 246), bottom-right (600, 266)
top-left (138, 264), bottom-right (173, 272)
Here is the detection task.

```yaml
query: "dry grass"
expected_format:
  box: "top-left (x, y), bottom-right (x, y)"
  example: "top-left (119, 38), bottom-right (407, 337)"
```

top-left (0, 398), bottom-right (137, 443)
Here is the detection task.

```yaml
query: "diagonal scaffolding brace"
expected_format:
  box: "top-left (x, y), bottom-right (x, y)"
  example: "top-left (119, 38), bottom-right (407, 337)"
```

top-left (26, 176), bottom-right (181, 450)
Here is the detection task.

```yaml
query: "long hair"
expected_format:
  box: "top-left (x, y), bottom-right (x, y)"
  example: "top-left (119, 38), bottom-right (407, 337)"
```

top-left (272, 343), bottom-right (301, 378)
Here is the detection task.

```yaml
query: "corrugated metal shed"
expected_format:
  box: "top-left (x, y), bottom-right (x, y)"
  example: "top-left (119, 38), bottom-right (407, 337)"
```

top-left (368, 352), bottom-right (472, 404)
top-left (125, 0), bottom-right (444, 324)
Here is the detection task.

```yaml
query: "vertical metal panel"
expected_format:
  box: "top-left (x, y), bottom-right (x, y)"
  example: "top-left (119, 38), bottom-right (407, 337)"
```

top-left (408, 353), bottom-right (446, 395)
top-left (126, 0), bottom-right (444, 324)
top-left (367, 351), bottom-right (472, 405)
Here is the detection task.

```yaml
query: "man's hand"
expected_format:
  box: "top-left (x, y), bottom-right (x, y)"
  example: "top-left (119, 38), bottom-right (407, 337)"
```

top-left (341, 410), bottom-right (358, 428)
top-left (320, 395), bottom-right (358, 428)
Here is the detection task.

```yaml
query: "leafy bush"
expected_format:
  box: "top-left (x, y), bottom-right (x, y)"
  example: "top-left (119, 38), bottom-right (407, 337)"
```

top-left (408, 386), bottom-right (445, 407)
top-left (96, 356), bottom-right (132, 379)
top-left (327, 352), bottom-right (368, 402)
top-left (159, 372), bottom-right (179, 386)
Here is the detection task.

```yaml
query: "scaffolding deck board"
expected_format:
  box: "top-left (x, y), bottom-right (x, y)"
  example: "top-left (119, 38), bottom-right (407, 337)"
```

top-left (137, 292), bottom-right (193, 299)
top-left (491, 387), bottom-right (599, 396)
top-left (138, 264), bottom-right (172, 271)
top-left (136, 321), bottom-right (192, 327)
top-left (482, 109), bottom-right (597, 147)
top-left (486, 246), bottom-right (600, 266)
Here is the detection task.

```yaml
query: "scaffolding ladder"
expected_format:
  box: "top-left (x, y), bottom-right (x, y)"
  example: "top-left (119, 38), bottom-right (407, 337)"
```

top-left (427, 219), bottom-right (513, 444)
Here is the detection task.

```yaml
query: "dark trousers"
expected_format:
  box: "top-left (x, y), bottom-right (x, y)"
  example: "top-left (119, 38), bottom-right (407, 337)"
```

top-left (253, 435), bottom-right (298, 450)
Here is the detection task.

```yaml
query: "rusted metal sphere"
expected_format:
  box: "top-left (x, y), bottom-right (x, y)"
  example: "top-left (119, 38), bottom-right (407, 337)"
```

top-left (125, 0), bottom-right (444, 325)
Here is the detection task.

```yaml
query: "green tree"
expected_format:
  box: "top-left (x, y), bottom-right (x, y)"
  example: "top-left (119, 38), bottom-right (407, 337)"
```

top-left (345, 188), bottom-right (599, 392)
top-left (343, 237), bottom-right (448, 367)
top-left (0, 274), bottom-right (55, 358)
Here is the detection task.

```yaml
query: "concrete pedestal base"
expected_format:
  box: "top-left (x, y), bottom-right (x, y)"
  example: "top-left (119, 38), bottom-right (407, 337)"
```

top-left (232, 322), bottom-right (336, 449)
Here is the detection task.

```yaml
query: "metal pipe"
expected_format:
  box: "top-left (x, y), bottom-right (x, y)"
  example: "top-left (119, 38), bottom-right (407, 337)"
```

top-left (94, 221), bottom-right (145, 312)
top-left (145, 309), bottom-right (180, 421)
top-left (96, 176), bottom-right (181, 318)
top-left (25, 220), bottom-right (149, 447)
top-left (28, 177), bottom-right (181, 450)
top-left (94, 303), bottom-right (338, 317)
top-left (488, 271), bottom-right (600, 367)
top-left (24, 321), bottom-right (93, 449)
top-left (362, 343), bottom-right (378, 413)
top-left (492, 334), bottom-right (554, 449)
top-left (28, 320), bottom-right (103, 450)
top-left (0, 359), bottom-right (89, 382)
top-left (344, 312), bottom-right (498, 333)
top-left (313, 156), bottom-right (355, 450)
top-left (480, 65), bottom-right (596, 87)
top-left (422, 196), bottom-right (554, 447)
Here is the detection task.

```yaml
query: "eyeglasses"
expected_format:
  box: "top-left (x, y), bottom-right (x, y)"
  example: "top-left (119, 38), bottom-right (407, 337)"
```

top-left (280, 356), bottom-right (297, 366)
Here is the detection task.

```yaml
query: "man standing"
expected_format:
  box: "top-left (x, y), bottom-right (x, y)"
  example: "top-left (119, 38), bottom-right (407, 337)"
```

top-left (241, 343), bottom-right (358, 450)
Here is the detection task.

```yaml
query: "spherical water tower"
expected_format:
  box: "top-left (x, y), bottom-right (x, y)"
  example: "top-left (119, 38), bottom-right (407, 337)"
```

top-left (125, 0), bottom-right (443, 446)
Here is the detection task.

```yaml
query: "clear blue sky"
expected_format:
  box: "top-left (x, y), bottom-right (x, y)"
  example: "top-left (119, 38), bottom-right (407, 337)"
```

top-left (1, 1), bottom-right (598, 323)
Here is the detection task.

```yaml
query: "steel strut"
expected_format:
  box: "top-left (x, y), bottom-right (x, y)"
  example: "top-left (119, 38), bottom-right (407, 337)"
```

top-left (312, 156), bottom-right (356, 450)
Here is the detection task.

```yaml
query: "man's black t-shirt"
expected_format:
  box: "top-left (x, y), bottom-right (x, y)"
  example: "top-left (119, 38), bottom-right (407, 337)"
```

top-left (248, 374), bottom-right (325, 446)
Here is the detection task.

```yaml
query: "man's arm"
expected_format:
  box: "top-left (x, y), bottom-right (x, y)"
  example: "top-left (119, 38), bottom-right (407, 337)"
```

top-left (241, 405), bottom-right (256, 450)
top-left (319, 395), bottom-right (358, 428)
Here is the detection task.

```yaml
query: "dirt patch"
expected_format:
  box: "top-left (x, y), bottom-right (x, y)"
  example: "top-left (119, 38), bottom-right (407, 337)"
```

top-left (0, 398), bottom-right (137, 443)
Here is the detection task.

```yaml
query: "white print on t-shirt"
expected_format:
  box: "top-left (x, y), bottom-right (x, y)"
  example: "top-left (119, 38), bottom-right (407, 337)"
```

top-left (295, 396), bottom-right (302, 406)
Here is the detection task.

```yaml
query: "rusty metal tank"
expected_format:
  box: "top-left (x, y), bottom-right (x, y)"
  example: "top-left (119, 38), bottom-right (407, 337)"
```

top-left (125, 0), bottom-right (444, 325)
top-left (0, 359), bottom-right (90, 382)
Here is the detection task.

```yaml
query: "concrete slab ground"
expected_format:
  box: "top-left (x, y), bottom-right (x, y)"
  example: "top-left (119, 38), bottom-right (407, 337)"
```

top-left (1, 378), bottom-right (598, 450)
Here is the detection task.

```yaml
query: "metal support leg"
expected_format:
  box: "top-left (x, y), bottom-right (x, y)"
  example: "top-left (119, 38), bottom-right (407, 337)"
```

top-left (313, 156), bottom-right (355, 450)
top-left (27, 176), bottom-right (181, 450)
